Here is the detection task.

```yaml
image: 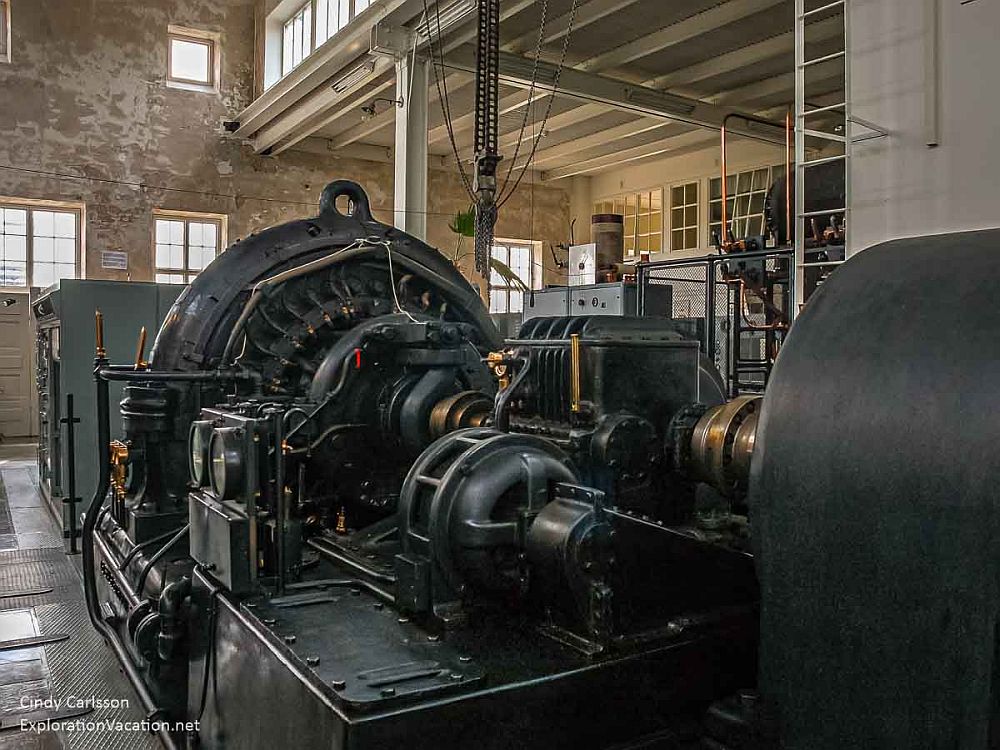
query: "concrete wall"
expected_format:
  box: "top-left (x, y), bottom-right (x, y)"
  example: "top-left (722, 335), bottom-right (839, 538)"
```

top-left (850, 0), bottom-right (1000, 251)
top-left (0, 0), bottom-right (569, 288)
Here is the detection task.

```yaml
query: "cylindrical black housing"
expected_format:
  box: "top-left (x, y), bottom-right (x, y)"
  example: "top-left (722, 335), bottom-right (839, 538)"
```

top-left (751, 229), bottom-right (1000, 749)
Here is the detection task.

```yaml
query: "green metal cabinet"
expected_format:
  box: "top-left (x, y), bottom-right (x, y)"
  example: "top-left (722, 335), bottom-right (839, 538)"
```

top-left (32, 280), bottom-right (183, 545)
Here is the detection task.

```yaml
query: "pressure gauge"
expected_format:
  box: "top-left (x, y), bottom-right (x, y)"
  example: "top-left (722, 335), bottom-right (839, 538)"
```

top-left (209, 427), bottom-right (244, 501)
top-left (188, 420), bottom-right (214, 486)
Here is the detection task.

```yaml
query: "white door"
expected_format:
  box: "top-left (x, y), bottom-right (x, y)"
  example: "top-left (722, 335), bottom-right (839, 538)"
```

top-left (0, 293), bottom-right (36, 439)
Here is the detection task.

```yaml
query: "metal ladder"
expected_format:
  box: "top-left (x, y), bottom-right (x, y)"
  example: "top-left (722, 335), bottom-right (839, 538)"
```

top-left (793, 0), bottom-right (887, 312)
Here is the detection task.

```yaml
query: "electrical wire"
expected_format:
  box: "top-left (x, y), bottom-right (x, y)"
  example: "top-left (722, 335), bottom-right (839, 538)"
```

top-left (0, 163), bottom-right (464, 218)
top-left (404, 14), bottom-right (421, 116)
top-left (499, 0), bottom-right (580, 208)
top-left (118, 524), bottom-right (187, 572)
top-left (498, 0), bottom-right (550, 196)
top-left (0, 163), bottom-right (321, 208)
top-left (134, 524), bottom-right (190, 596)
top-left (380, 238), bottom-right (422, 323)
top-left (432, 0), bottom-right (472, 194)
top-left (421, 0), bottom-right (474, 200)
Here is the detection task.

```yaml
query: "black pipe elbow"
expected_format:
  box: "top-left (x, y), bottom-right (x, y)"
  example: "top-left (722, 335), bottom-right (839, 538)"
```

top-left (157, 576), bottom-right (192, 663)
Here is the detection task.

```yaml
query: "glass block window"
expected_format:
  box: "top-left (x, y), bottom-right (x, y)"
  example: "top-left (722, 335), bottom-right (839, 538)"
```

top-left (0, 204), bottom-right (80, 289)
top-left (490, 242), bottom-right (533, 314)
top-left (282, 2), bottom-right (312, 76)
top-left (154, 214), bottom-right (223, 284)
top-left (669, 181), bottom-right (700, 252)
top-left (709, 165), bottom-right (782, 245)
top-left (594, 189), bottom-right (662, 257)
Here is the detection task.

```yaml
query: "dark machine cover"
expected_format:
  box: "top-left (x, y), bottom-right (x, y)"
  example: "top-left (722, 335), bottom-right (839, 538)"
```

top-left (751, 229), bottom-right (1000, 749)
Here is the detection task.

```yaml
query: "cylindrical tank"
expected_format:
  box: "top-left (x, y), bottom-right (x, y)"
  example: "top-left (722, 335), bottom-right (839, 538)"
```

top-left (591, 213), bottom-right (624, 269)
top-left (750, 229), bottom-right (1000, 749)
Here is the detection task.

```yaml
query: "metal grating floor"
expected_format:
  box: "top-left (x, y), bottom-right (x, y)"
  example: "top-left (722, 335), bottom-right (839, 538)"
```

top-left (35, 602), bottom-right (159, 750)
top-left (0, 461), bottom-right (160, 750)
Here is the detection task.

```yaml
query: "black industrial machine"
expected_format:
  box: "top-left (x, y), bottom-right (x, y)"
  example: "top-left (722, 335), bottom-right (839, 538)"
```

top-left (83, 179), bottom-right (1000, 750)
top-left (83, 181), bottom-right (762, 750)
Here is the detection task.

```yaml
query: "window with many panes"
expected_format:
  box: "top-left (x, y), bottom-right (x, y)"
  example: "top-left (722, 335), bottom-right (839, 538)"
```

top-left (0, 203), bottom-right (81, 289)
top-left (0, 0), bottom-right (10, 63)
top-left (709, 165), bottom-right (782, 245)
top-left (282, 2), bottom-right (312, 76)
top-left (490, 242), bottom-right (533, 314)
top-left (154, 213), bottom-right (224, 284)
top-left (669, 182), bottom-right (700, 252)
top-left (593, 189), bottom-right (663, 256)
top-left (281, 0), bottom-right (374, 78)
top-left (316, 0), bottom-right (349, 45)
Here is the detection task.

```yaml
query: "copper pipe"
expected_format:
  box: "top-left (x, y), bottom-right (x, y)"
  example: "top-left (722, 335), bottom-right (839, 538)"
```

top-left (95, 310), bottom-right (106, 359)
top-left (725, 278), bottom-right (788, 331)
top-left (721, 120), bottom-right (729, 248)
top-left (569, 333), bottom-right (582, 414)
top-left (785, 110), bottom-right (792, 246)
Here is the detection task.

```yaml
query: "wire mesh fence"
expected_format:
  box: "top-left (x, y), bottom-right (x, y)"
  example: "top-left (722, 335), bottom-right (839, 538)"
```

top-left (638, 250), bottom-right (795, 396)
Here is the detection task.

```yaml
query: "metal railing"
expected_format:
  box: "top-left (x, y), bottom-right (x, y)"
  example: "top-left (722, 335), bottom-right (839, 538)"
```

top-left (638, 248), bottom-right (795, 396)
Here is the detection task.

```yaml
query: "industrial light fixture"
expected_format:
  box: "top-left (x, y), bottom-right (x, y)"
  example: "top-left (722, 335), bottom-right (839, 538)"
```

top-left (331, 59), bottom-right (377, 93)
top-left (415, 0), bottom-right (476, 44)
top-left (624, 86), bottom-right (697, 116)
top-left (501, 55), bottom-right (560, 86)
top-left (360, 97), bottom-right (404, 121)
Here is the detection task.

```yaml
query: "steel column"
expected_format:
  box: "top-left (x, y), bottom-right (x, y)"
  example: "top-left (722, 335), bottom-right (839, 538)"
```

top-left (394, 55), bottom-right (429, 240)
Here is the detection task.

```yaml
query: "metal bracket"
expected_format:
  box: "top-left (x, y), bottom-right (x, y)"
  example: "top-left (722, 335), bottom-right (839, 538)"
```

top-left (370, 21), bottom-right (416, 59)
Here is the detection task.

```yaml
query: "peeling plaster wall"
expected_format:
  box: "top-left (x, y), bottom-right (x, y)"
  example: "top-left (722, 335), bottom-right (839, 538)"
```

top-left (0, 0), bottom-right (570, 289)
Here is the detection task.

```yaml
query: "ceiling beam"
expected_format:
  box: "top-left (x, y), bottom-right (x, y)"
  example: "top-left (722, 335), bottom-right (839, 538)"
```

top-left (433, 0), bottom-right (797, 157)
top-left (515, 118), bottom-right (681, 169)
top-left (542, 129), bottom-right (716, 180)
top-left (537, 81), bottom-right (848, 181)
top-left (577, 0), bottom-right (786, 73)
top-left (443, 46), bottom-right (787, 144)
top-left (500, 102), bottom-right (606, 149)
top-left (492, 15), bottom-right (844, 163)
top-left (264, 74), bottom-right (397, 155)
top-left (649, 15), bottom-right (843, 91)
top-left (427, 88), bottom-right (550, 145)
top-left (255, 0), bottom-right (542, 154)
top-left (505, 0), bottom-right (645, 55)
top-left (710, 63), bottom-right (843, 107)
top-left (327, 71), bottom-right (472, 149)
top-left (234, 0), bottom-right (418, 140)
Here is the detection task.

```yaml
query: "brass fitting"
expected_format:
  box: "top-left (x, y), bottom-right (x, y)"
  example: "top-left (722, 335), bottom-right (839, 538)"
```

top-left (95, 310), bottom-right (106, 359)
top-left (133, 326), bottom-right (148, 370)
top-left (109, 440), bottom-right (129, 503)
top-left (487, 351), bottom-right (511, 391)
top-left (570, 334), bottom-right (582, 414)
